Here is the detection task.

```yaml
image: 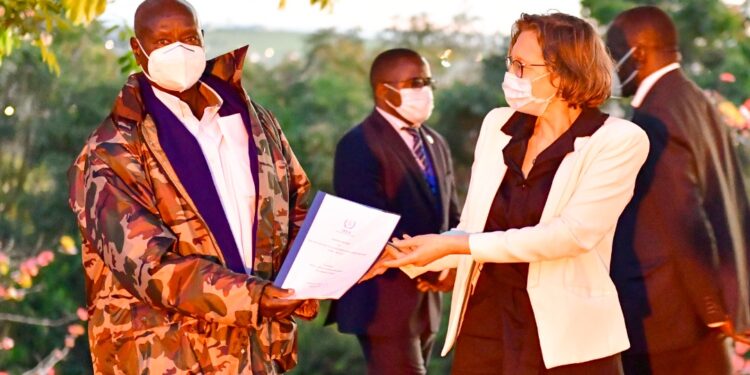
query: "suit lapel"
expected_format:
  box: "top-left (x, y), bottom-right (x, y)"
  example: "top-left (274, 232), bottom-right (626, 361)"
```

top-left (370, 111), bottom-right (439, 208)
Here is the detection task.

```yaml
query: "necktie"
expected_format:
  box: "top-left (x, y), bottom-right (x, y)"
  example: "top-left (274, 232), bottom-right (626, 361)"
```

top-left (403, 127), bottom-right (439, 198)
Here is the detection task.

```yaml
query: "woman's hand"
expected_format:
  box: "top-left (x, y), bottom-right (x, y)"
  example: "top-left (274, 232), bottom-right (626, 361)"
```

top-left (384, 234), bottom-right (470, 268)
top-left (358, 241), bottom-right (403, 283)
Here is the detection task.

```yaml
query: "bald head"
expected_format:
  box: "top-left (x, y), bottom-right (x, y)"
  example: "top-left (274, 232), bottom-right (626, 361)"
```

top-left (134, 0), bottom-right (199, 41)
top-left (606, 6), bottom-right (680, 97)
top-left (610, 6), bottom-right (678, 51)
top-left (370, 48), bottom-right (425, 90)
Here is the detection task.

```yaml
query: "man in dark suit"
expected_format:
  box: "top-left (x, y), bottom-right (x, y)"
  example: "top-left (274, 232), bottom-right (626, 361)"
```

top-left (607, 6), bottom-right (750, 375)
top-left (326, 48), bottom-right (461, 375)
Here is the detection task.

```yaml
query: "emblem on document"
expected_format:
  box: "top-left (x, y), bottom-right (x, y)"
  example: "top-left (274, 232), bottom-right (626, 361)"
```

top-left (343, 219), bottom-right (357, 230)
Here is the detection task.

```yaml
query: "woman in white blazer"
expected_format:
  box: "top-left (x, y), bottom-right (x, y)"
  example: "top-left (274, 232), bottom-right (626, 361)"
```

top-left (383, 13), bottom-right (649, 374)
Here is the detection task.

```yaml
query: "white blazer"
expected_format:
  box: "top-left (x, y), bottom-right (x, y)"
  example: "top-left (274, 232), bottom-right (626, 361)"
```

top-left (420, 107), bottom-right (649, 368)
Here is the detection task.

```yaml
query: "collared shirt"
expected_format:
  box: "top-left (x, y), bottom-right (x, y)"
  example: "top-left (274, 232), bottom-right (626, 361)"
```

top-left (375, 106), bottom-right (427, 169)
top-left (631, 63), bottom-right (681, 108)
top-left (153, 82), bottom-right (256, 274)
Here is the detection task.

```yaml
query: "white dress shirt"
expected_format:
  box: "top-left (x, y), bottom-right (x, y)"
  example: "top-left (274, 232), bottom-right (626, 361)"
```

top-left (375, 106), bottom-right (428, 169)
top-left (153, 82), bottom-right (256, 274)
top-left (631, 63), bottom-right (681, 108)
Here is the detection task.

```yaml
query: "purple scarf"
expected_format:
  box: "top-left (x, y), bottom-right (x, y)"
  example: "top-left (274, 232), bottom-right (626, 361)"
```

top-left (137, 74), bottom-right (260, 274)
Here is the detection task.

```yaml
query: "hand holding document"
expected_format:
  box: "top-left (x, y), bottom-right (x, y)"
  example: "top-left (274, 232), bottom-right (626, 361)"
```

top-left (274, 192), bottom-right (400, 300)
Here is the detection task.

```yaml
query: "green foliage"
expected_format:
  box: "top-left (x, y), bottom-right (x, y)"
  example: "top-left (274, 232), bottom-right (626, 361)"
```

top-left (0, 0), bottom-right (107, 74)
top-left (582, 0), bottom-right (750, 103)
top-left (244, 29), bottom-right (372, 193)
top-left (0, 21), bottom-right (125, 373)
top-left (1, 0), bottom-right (328, 75)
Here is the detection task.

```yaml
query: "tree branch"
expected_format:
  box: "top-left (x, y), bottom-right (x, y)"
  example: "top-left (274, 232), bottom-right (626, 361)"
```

top-left (22, 346), bottom-right (71, 375)
top-left (0, 313), bottom-right (77, 327)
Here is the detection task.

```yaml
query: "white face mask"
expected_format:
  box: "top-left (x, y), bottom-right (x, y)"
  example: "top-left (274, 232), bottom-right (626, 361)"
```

top-left (384, 84), bottom-right (435, 126)
top-left (137, 39), bottom-right (206, 92)
top-left (611, 47), bottom-right (638, 98)
top-left (501, 71), bottom-right (554, 117)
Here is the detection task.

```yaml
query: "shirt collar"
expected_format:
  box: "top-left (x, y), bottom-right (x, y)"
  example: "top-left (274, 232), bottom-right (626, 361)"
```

top-left (501, 107), bottom-right (608, 175)
top-left (501, 107), bottom-right (606, 138)
top-left (631, 63), bottom-right (680, 108)
top-left (376, 106), bottom-right (419, 132)
top-left (151, 80), bottom-right (223, 121)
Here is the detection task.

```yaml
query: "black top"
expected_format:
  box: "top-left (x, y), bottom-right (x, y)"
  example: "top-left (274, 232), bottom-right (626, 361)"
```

top-left (459, 107), bottom-right (608, 338)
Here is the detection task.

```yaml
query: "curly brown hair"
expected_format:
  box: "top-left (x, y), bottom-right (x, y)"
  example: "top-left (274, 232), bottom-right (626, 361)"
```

top-left (510, 13), bottom-right (613, 108)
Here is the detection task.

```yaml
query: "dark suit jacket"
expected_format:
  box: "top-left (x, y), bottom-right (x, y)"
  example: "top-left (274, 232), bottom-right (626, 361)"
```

top-left (612, 69), bottom-right (750, 354)
top-left (326, 109), bottom-right (461, 336)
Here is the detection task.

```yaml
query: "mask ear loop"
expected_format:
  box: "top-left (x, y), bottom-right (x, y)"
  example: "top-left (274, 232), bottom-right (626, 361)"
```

top-left (619, 69), bottom-right (639, 88)
top-left (529, 73), bottom-right (556, 117)
top-left (529, 72), bottom-right (555, 103)
top-left (382, 83), bottom-right (403, 109)
top-left (614, 46), bottom-right (636, 72)
top-left (610, 46), bottom-right (639, 100)
top-left (135, 38), bottom-right (151, 59)
top-left (530, 72), bottom-right (550, 83)
top-left (134, 38), bottom-right (159, 83)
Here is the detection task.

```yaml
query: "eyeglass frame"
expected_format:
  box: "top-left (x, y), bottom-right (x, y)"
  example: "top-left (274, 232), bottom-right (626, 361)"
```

top-left (505, 56), bottom-right (547, 79)
top-left (382, 76), bottom-right (436, 89)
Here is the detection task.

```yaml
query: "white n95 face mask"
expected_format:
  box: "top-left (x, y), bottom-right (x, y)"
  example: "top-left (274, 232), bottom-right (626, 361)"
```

top-left (384, 84), bottom-right (435, 126)
top-left (137, 39), bottom-right (206, 92)
top-left (501, 72), bottom-right (554, 117)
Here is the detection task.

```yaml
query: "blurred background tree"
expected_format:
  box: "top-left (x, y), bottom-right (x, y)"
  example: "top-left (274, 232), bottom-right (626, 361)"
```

top-left (0, 0), bottom-right (330, 74)
top-left (0, 20), bottom-right (123, 373)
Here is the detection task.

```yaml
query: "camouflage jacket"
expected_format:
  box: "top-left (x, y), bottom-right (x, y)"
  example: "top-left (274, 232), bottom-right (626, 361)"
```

top-left (68, 47), bottom-right (316, 374)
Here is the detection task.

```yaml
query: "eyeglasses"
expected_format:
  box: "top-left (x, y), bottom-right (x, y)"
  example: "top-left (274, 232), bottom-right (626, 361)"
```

top-left (505, 57), bottom-right (547, 78)
top-left (384, 77), bottom-right (436, 89)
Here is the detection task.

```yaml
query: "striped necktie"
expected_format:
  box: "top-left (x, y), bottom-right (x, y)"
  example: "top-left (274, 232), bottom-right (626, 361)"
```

top-left (403, 127), bottom-right (429, 172)
top-left (403, 127), bottom-right (439, 198)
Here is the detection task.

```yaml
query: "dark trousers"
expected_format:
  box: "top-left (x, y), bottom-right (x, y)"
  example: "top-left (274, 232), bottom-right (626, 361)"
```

top-left (451, 333), bottom-right (623, 375)
top-left (622, 330), bottom-right (731, 375)
top-left (356, 329), bottom-right (436, 375)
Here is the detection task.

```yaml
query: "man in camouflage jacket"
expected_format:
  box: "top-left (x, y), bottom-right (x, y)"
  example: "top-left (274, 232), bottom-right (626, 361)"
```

top-left (68, 1), bottom-right (316, 373)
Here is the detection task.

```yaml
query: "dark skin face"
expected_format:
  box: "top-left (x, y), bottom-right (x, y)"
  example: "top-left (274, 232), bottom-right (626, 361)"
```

top-left (130, 1), bottom-right (209, 118)
top-left (606, 25), bottom-right (642, 98)
top-left (606, 16), bottom-right (680, 98)
top-left (372, 56), bottom-right (432, 126)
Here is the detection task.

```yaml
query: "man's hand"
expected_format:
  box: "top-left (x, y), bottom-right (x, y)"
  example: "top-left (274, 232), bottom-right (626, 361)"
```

top-left (416, 269), bottom-right (456, 292)
top-left (259, 285), bottom-right (303, 320)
